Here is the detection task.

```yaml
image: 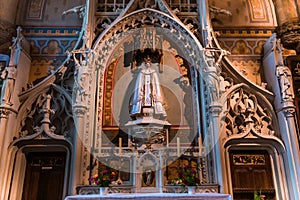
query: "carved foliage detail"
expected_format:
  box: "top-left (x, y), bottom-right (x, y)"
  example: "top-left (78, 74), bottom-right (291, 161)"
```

top-left (18, 87), bottom-right (74, 139)
top-left (224, 88), bottom-right (274, 138)
top-left (232, 154), bottom-right (266, 165)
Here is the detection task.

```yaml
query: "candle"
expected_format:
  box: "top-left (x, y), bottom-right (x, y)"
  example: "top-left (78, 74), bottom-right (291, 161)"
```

top-left (166, 129), bottom-right (169, 147)
top-left (177, 137), bottom-right (180, 157)
top-left (99, 134), bottom-right (102, 155)
top-left (198, 136), bottom-right (202, 156)
top-left (119, 137), bottom-right (122, 154)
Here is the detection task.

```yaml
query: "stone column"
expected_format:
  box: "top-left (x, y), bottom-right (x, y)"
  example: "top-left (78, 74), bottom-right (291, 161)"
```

top-left (0, 55), bottom-right (10, 158)
top-left (274, 107), bottom-right (300, 199)
top-left (281, 108), bottom-right (300, 198)
top-left (0, 26), bottom-right (30, 199)
top-left (71, 105), bottom-right (88, 193)
top-left (0, 108), bottom-right (11, 159)
top-left (263, 34), bottom-right (300, 199)
top-left (0, 102), bottom-right (17, 200)
top-left (273, 0), bottom-right (300, 52)
top-left (209, 103), bottom-right (223, 192)
top-left (70, 37), bottom-right (94, 192)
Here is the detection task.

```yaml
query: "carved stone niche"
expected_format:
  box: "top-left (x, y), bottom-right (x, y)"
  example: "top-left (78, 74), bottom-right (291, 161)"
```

top-left (138, 152), bottom-right (160, 193)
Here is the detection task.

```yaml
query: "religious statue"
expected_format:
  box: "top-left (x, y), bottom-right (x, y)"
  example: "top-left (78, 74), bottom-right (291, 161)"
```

top-left (0, 66), bottom-right (17, 106)
top-left (142, 169), bottom-right (155, 186)
top-left (129, 57), bottom-right (167, 119)
top-left (203, 50), bottom-right (227, 102)
top-left (9, 26), bottom-right (23, 67)
top-left (276, 64), bottom-right (294, 101)
top-left (73, 53), bottom-right (89, 104)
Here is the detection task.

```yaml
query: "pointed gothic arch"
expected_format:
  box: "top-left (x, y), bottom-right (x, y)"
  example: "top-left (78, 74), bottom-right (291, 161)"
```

top-left (90, 5), bottom-right (208, 151)
top-left (6, 82), bottom-right (75, 199)
top-left (217, 83), bottom-right (288, 199)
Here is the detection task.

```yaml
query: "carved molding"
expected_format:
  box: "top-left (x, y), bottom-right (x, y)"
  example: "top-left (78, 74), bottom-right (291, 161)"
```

top-left (282, 107), bottom-right (296, 118)
top-left (209, 103), bottom-right (223, 117)
top-left (163, 184), bottom-right (219, 193)
top-left (232, 154), bottom-right (266, 165)
top-left (0, 107), bottom-right (11, 118)
top-left (72, 105), bottom-right (88, 117)
top-left (76, 185), bottom-right (134, 194)
top-left (103, 60), bottom-right (115, 126)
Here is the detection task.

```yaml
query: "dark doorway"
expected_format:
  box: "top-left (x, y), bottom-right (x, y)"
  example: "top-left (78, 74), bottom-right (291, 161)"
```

top-left (22, 152), bottom-right (66, 200)
top-left (230, 150), bottom-right (275, 200)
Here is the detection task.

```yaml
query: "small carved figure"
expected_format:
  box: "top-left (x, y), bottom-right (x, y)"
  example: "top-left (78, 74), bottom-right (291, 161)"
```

top-left (73, 53), bottom-right (89, 103)
top-left (204, 50), bottom-right (226, 102)
top-left (0, 66), bottom-right (17, 106)
top-left (276, 64), bottom-right (294, 101)
top-left (204, 25), bottom-right (213, 48)
top-left (143, 169), bottom-right (154, 186)
top-left (9, 26), bottom-right (23, 67)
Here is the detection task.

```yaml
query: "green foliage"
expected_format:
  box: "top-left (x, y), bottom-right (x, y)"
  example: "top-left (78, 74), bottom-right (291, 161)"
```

top-left (89, 169), bottom-right (116, 187)
top-left (254, 190), bottom-right (265, 200)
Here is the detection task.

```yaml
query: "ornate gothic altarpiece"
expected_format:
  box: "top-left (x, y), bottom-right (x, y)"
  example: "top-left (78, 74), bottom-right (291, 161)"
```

top-left (2, 1), bottom-right (299, 200)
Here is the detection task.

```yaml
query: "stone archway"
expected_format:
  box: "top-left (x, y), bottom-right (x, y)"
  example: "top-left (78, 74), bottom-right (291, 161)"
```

top-left (91, 6), bottom-right (206, 154)
top-left (218, 84), bottom-right (287, 199)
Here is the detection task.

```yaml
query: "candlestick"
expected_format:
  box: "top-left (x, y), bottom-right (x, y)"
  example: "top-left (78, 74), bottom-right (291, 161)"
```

top-left (177, 137), bottom-right (180, 157)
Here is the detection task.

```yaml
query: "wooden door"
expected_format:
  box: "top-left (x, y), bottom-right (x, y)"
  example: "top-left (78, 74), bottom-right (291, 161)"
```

top-left (230, 150), bottom-right (275, 200)
top-left (22, 152), bottom-right (66, 200)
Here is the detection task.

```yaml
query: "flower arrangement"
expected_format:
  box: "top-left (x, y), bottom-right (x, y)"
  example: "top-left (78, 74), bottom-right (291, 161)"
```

top-left (89, 169), bottom-right (116, 187)
top-left (177, 163), bottom-right (200, 186)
